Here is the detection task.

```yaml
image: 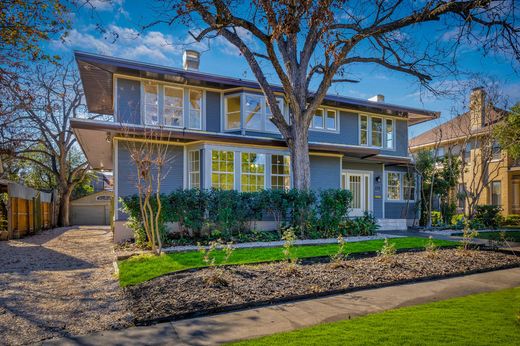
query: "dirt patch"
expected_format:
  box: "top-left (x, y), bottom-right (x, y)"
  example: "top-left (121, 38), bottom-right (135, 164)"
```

top-left (126, 249), bottom-right (520, 323)
top-left (0, 226), bottom-right (132, 345)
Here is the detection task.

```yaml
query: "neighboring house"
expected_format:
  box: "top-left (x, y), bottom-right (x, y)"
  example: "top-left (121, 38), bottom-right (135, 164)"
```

top-left (91, 171), bottom-right (113, 193)
top-left (70, 190), bottom-right (113, 226)
top-left (71, 51), bottom-right (439, 241)
top-left (410, 88), bottom-right (520, 216)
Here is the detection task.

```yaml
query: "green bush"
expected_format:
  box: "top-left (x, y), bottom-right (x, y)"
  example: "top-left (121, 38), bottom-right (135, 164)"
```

top-left (168, 189), bottom-right (207, 237)
top-left (451, 214), bottom-right (465, 229)
top-left (440, 202), bottom-right (457, 225)
top-left (317, 189), bottom-right (353, 238)
top-left (502, 214), bottom-right (520, 226)
top-left (341, 212), bottom-right (380, 236)
top-left (474, 205), bottom-right (503, 229)
top-left (431, 211), bottom-right (443, 227)
top-left (286, 189), bottom-right (317, 237)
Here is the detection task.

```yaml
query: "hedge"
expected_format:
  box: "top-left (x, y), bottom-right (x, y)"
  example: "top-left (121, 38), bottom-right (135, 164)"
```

top-left (120, 188), bottom-right (355, 243)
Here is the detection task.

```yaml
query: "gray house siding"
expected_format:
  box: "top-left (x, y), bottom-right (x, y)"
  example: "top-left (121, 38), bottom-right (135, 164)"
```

top-left (310, 156), bottom-right (341, 190)
top-left (384, 165), bottom-right (418, 219)
top-left (309, 111), bottom-right (358, 144)
top-left (342, 161), bottom-right (384, 219)
top-left (116, 78), bottom-right (141, 124)
top-left (205, 91), bottom-right (221, 132)
top-left (116, 143), bottom-right (184, 220)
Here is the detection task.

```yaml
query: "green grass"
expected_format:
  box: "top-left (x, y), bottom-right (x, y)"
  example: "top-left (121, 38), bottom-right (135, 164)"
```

top-left (231, 287), bottom-right (520, 346)
top-left (118, 237), bottom-right (456, 287)
top-left (453, 230), bottom-right (520, 242)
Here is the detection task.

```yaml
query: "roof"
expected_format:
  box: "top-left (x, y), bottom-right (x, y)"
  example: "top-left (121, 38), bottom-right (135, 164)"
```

top-left (71, 118), bottom-right (412, 170)
top-left (75, 51), bottom-right (439, 125)
top-left (409, 106), bottom-right (507, 149)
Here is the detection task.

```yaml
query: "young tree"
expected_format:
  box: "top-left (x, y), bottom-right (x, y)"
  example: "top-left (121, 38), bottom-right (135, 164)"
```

top-left (148, 0), bottom-right (519, 189)
top-left (495, 104), bottom-right (520, 161)
top-left (1, 62), bottom-right (98, 226)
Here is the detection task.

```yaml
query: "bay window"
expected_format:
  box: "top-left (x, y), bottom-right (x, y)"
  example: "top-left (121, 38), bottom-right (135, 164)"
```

top-left (244, 94), bottom-right (263, 130)
top-left (163, 86), bottom-right (183, 127)
top-left (188, 150), bottom-right (200, 189)
top-left (211, 150), bottom-right (235, 190)
top-left (265, 98), bottom-right (284, 132)
top-left (271, 155), bottom-right (290, 190)
top-left (144, 83), bottom-right (159, 125)
top-left (189, 90), bottom-right (202, 129)
top-left (387, 172), bottom-right (401, 200)
top-left (225, 95), bottom-right (241, 130)
top-left (241, 152), bottom-right (266, 192)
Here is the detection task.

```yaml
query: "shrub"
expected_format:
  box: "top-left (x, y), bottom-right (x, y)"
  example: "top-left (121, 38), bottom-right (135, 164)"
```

top-left (440, 202), bottom-right (457, 226)
top-left (378, 238), bottom-right (396, 261)
top-left (317, 189), bottom-right (352, 238)
top-left (474, 205), bottom-right (503, 229)
top-left (451, 214), bottom-right (465, 229)
top-left (342, 212), bottom-right (379, 236)
top-left (431, 211), bottom-right (443, 227)
top-left (169, 189), bottom-right (207, 237)
top-left (286, 189), bottom-right (317, 237)
top-left (502, 214), bottom-right (520, 227)
top-left (259, 189), bottom-right (290, 234)
top-left (282, 227), bottom-right (298, 271)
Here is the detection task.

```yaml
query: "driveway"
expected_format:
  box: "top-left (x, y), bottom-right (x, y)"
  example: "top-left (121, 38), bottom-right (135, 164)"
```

top-left (0, 226), bottom-right (132, 345)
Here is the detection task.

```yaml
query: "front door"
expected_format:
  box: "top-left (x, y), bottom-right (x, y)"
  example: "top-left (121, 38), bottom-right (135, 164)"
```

top-left (342, 171), bottom-right (371, 216)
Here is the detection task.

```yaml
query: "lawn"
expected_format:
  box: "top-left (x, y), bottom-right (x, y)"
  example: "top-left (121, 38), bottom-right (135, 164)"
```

top-left (454, 231), bottom-right (520, 242)
top-left (231, 287), bottom-right (520, 346)
top-left (118, 237), bottom-right (456, 287)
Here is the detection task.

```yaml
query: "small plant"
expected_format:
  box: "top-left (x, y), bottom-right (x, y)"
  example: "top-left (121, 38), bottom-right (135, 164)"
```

top-left (330, 234), bottom-right (348, 267)
top-left (197, 240), bottom-right (235, 286)
top-left (282, 227), bottom-right (298, 272)
top-left (378, 238), bottom-right (396, 262)
top-left (458, 226), bottom-right (479, 254)
top-left (424, 236), bottom-right (438, 257)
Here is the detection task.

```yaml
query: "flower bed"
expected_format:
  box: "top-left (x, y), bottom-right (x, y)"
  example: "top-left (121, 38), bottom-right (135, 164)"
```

top-left (124, 249), bottom-right (520, 324)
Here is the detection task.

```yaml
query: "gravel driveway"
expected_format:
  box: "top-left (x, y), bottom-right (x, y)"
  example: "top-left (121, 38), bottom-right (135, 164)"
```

top-left (0, 226), bottom-right (132, 345)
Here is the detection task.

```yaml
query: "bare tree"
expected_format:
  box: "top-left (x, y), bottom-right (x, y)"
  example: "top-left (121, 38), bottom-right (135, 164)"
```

top-left (121, 129), bottom-right (175, 254)
top-left (1, 61), bottom-right (97, 226)
top-left (145, 0), bottom-right (519, 189)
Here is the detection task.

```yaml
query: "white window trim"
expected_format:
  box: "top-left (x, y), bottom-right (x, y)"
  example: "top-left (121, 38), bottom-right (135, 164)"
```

top-left (188, 150), bottom-right (201, 189)
top-left (239, 152), bottom-right (267, 192)
top-left (310, 107), bottom-right (339, 133)
top-left (188, 89), bottom-right (203, 130)
top-left (359, 114), bottom-right (396, 150)
top-left (385, 118), bottom-right (395, 150)
top-left (270, 154), bottom-right (291, 190)
top-left (385, 171), bottom-right (416, 202)
top-left (143, 82), bottom-right (159, 126)
top-left (163, 85), bottom-right (184, 128)
top-left (210, 149), bottom-right (235, 190)
top-left (224, 93), bottom-right (242, 131)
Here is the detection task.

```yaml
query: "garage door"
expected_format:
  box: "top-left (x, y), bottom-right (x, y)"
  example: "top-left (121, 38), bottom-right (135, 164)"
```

top-left (71, 205), bottom-right (108, 225)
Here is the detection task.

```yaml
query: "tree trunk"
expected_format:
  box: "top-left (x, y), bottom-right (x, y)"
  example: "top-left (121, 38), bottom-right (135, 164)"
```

top-left (57, 186), bottom-right (72, 227)
top-left (288, 123), bottom-right (311, 190)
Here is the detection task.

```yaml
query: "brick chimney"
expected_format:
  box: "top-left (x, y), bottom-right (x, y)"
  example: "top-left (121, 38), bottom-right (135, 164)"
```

top-left (469, 87), bottom-right (486, 129)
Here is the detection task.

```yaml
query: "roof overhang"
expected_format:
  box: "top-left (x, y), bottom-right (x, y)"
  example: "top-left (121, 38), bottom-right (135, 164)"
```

top-left (71, 119), bottom-right (393, 169)
top-left (75, 51), bottom-right (440, 124)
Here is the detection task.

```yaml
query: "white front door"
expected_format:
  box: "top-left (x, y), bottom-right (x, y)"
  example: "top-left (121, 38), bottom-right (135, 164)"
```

top-left (342, 171), bottom-right (371, 216)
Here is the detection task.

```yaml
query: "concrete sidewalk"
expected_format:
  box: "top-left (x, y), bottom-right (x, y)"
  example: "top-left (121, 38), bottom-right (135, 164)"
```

top-left (43, 267), bottom-right (520, 346)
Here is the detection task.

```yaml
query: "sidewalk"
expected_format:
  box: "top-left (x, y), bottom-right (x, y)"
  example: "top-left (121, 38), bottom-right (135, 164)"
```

top-left (43, 267), bottom-right (520, 346)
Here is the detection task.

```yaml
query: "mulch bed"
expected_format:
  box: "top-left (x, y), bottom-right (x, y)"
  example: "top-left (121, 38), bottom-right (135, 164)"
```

top-left (125, 249), bottom-right (520, 324)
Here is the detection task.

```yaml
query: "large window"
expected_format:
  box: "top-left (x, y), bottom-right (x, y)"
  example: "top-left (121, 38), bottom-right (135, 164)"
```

top-left (225, 95), bottom-right (241, 130)
top-left (188, 150), bottom-right (200, 189)
top-left (241, 152), bottom-right (266, 192)
top-left (387, 172), bottom-right (401, 200)
top-left (360, 115), bottom-right (393, 148)
top-left (163, 86), bottom-right (183, 127)
top-left (211, 150), bottom-right (235, 190)
top-left (403, 173), bottom-right (415, 200)
top-left (490, 181), bottom-right (501, 206)
top-left (271, 155), bottom-right (290, 190)
top-left (189, 90), bottom-right (202, 129)
top-left (144, 83), bottom-right (159, 125)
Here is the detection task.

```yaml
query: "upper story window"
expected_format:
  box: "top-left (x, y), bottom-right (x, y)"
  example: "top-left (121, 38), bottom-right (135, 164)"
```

top-left (189, 90), bottom-right (202, 130)
top-left (311, 108), bottom-right (337, 131)
top-left (144, 83), bottom-right (159, 125)
top-left (492, 141), bottom-right (501, 161)
top-left (359, 114), bottom-right (394, 149)
top-left (225, 93), bottom-right (285, 133)
top-left (164, 86), bottom-right (183, 127)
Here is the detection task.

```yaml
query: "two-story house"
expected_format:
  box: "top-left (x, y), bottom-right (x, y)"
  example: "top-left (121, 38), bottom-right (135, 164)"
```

top-left (71, 51), bottom-right (439, 242)
top-left (410, 88), bottom-right (520, 217)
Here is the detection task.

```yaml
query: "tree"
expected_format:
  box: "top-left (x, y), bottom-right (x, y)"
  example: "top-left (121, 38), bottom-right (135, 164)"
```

top-left (495, 104), bottom-right (520, 161)
top-left (1, 62), bottom-right (97, 226)
top-left (148, 0), bottom-right (519, 189)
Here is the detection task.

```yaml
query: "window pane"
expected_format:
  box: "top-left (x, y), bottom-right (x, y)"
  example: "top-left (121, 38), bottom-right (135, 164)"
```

top-left (265, 98), bottom-right (283, 132)
top-left (313, 109), bottom-right (324, 129)
top-left (211, 150), bottom-right (234, 190)
top-left (188, 150), bottom-right (200, 189)
top-left (385, 119), bottom-right (394, 149)
top-left (226, 96), bottom-right (241, 129)
top-left (244, 95), bottom-right (263, 130)
top-left (372, 118), bottom-right (382, 147)
top-left (271, 154), bottom-right (290, 190)
top-left (403, 173), bottom-right (415, 200)
top-left (387, 172), bottom-right (401, 200)
top-left (491, 181), bottom-right (501, 206)
top-left (360, 115), bottom-right (368, 145)
top-left (189, 90), bottom-right (202, 129)
top-left (241, 152), bottom-right (265, 192)
top-left (164, 87), bottom-right (183, 127)
top-left (144, 83), bottom-right (159, 125)
top-left (326, 110), bottom-right (336, 130)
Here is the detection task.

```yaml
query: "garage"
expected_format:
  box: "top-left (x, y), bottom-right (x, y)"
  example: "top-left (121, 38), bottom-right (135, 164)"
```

top-left (71, 191), bottom-right (113, 226)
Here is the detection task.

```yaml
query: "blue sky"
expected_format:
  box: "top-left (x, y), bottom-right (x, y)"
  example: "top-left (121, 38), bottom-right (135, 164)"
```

top-left (51, 1), bottom-right (520, 138)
